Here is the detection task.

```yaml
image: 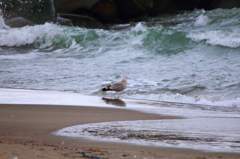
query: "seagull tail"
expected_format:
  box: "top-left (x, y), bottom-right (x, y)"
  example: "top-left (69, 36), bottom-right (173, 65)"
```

top-left (101, 84), bottom-right (112, 92)
top-left (101, 87), bottom-right (111, 92)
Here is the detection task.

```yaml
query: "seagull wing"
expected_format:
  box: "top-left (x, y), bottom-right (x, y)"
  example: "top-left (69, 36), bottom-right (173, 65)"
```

top-left (109, 82), bottom-right (126, 92)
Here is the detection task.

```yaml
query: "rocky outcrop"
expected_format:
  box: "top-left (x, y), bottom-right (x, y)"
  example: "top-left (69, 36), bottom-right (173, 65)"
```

top-left (58, 13), bottom-right (107, 29)
top-left (196, 0), bottom-right (214, 10)
top-left (90, 0), bottom-right (118, 23)
top-left (113, 0), bottom-right (154, 20)
top-left (149, 0), bottom-right (171, 16)
top-left (150, 0), bottom-right (201, 16)
top-left (54, 0), bottom-right (118, 23)
top-left (1, 0), bottom-right (240, 28)
top-left (53, 0), bottom-right (117, 28)
top-left (196, 0), bottom-right (240, 10)
top-left (4, 17), bottom-right (35, 28)
top-left (212, 0), bottom-right (240, 9)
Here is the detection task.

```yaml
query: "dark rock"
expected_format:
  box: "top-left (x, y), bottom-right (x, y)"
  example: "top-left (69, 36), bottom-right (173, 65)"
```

top-left (4, 17), bottom-right (35, 28)
top-left (197, 0), bottom-right (240, 10)
top-left (1, 0), bottom-right (56, 27)
top-left (149, 0), bottom-right (171, 16)
top-left (164, 0), bottom-right (201, 13)
top-left (53, 0), bottom-right (100, 13)
top-left (56, 15), bottom-right (73, 26)
top-left (91, 0), bottom-right (118, 23)
top-left (113, 0), bottom-right (154, 20)
top-left (196, 0), bottom-right (214, 10)
top-left (58, 13), bottom-right (107, 29)
top-left (171, 0), bottom-right (202, 10)
top-left (54, 0), bottom-right (118, 23)
top-left (212, 0), bottom-right (240, 9)
top-left (3, 0), bottom-right (240, 28)
top-left (150, 0), bottom-right (201, 16)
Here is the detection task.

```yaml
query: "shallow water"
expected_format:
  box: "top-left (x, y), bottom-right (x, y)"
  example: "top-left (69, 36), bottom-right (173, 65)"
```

top-left (55, 118), bottom-right (240, 152)
top-left (1, 88), bottom-right (240, 152)
top-left (54, 94), bottom-right (240, 152)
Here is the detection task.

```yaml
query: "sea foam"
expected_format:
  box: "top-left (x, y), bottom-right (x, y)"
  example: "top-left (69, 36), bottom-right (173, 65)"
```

top-left (0, 23), bottom-right (50, 47)
top-left (128, 92), bottom-right (240, 108)
top-left (187, 30), bottom-right (240, 48)
top-left (194, 14), bottom-right (211, 26)
top-left (0, 22), bottom-right (77, 48)
top-left (0, 15), bottom-right (9, 29)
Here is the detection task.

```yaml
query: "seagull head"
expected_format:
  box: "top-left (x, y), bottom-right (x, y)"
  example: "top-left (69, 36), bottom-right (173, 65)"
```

top-left (123, 76), bottom-right (128, 80)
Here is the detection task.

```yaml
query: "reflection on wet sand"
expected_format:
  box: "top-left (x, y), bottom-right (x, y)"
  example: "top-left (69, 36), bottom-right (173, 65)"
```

top-left (102, 97), bottom-right (126, 107)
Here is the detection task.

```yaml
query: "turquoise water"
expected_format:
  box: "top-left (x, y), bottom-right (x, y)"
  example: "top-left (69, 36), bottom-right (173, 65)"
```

top-left (0, 8), bottom-right (240, 107)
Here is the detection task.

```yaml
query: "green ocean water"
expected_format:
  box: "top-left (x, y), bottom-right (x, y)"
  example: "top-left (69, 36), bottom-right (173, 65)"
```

top-left (0, 8), bottom-right (240, 107)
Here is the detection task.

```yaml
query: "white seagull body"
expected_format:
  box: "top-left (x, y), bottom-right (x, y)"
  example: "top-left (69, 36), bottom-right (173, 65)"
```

top-left (101, 76), bottom-right (128, 98)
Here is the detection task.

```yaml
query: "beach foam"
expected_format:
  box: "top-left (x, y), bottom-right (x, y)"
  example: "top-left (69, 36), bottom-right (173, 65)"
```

top-left (0, 88), bottom-right (110, 107)
top-left (55, 118), bottom-right (240, 152)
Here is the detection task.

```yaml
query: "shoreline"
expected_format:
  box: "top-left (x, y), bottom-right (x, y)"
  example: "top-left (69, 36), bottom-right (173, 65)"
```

top-left (1, 104), bottom-right (240, 159)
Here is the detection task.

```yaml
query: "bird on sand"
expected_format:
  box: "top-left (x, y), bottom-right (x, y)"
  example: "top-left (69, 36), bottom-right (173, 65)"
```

top-left (101, 76), bottom-right (128, 99)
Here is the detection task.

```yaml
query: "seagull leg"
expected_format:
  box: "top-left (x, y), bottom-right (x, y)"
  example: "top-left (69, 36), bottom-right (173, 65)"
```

top-left (102, 91), bottom-right (107, 97)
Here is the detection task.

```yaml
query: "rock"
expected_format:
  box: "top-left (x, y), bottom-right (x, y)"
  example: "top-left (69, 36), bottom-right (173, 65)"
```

top-left (1, 0), bottom-right (56, 27)
top-left (149, 0), bottom-right (172, 16)
top-left (54, 0), bottom-right (118, 23)
top-left (173, 0), bottom-right (202, 10)
top-left (58, 13), bottom-right (107, 29)
top-left (56, 15), bottom-right (73, 26)
top-left (4, 17), bottom-right (35, 28)
top-left (196, 0), bottom-right (240, 10)
top-left (165, 0), bottom-right (201, 12)
top-left (53, 0), bottom-right (100, 13)
top-left (196, 0), bottom-right (214, 10)
top-left (212, 0), bottom-right (240, 9)
top-left (113, 0), bottom-right (154, 20)
top-left (91, 0), bottom-right (118, 23)
top-left (150, 0), bottom-right (201, 16)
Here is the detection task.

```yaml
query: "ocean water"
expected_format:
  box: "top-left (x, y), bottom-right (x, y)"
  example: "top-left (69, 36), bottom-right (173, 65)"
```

top-left (1, 8), bottom-right (240, 152)
top-left (1, 9), bottom-right (240, 107)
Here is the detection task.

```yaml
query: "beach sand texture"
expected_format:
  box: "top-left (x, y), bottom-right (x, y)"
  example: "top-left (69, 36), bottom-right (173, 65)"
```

top-left (1, 103), bottom-right (240, 159)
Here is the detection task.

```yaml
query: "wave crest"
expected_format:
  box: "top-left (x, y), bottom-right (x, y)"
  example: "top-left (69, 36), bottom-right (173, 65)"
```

top-left (187, 30), bottom-right (240, 48)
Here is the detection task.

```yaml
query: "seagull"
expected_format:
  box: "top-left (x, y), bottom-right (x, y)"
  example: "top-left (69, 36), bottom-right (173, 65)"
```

top-left (101, 76), bottom-right (128, 99)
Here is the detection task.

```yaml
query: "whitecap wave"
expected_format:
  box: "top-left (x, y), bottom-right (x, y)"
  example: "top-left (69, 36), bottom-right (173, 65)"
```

top-left (0, 22), bottom-right (80, 48)
top-left (187, 30), bottom-right (240, 48)
top-left (0, 23), bottom-right (55, 47)
top-left (127, 92), bottom-right (240, 108)
top-left (157, 93), bottom-right (240, 107)
top-left (0, 15), bottom-right (10, 29)
top-left (194, 14), bottom-right (211, 26)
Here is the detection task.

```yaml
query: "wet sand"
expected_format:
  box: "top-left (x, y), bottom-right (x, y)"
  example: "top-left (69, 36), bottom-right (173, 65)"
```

top-left (0, 104), bottom-right (240, 159)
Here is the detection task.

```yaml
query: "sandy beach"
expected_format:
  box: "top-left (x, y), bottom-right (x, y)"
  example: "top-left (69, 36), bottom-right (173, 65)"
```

top-left (0, 103), bottom-right (239, 159)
